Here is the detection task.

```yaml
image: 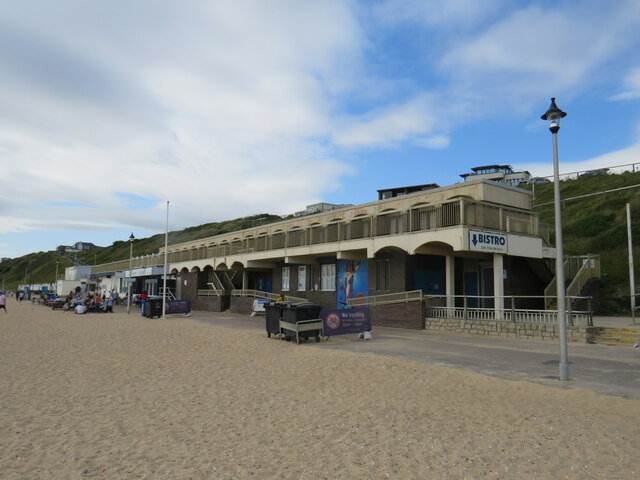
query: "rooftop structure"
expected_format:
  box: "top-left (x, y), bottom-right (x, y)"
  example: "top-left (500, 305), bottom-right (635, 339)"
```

top-left (294, 202), bottom-right (353, 217)
top-left (460, 165), bottom-right (531, 186)
top-left (377, 183), bottom-right (440, 200)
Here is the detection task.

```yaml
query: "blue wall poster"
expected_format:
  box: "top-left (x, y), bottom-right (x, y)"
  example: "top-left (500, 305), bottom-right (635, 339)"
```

top-left (336, 260), bottom-right (368, 308)
top-left (320, 307), bottom-right (372, 336)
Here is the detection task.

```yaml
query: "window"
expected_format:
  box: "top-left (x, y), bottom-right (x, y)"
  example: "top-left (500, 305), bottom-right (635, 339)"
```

top-left (376, 260), bottom-right (390, 291)
top-left (297, 266), bottom-right (307, 291)
top-left (282, 266), bottom-right (290, 291)
top-left (321, 264), bottom-right (336, 291)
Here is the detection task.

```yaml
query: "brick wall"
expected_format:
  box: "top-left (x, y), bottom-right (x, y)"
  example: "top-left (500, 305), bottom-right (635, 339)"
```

top-left (229, 297), bottom-right (254, 315)
top-left (193, 295), bottom-right (225, 312)
top-left (178, 271), bottom-right (226, 312)
top-left (370, 301), bottom-right (425, 329)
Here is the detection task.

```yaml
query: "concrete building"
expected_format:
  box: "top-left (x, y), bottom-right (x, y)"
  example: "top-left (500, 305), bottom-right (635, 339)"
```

top-left (90, 179), bottom-right (605, 332)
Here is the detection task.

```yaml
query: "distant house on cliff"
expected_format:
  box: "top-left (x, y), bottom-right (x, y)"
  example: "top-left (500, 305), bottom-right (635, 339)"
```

top-left (460, 165), bottom-right (531, 186)
top-left (57, 242), bottom-right (98, 253)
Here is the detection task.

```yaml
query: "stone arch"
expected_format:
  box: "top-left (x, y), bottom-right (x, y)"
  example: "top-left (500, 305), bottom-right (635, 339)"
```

top-left (412, 240), bottom-right (455, 256)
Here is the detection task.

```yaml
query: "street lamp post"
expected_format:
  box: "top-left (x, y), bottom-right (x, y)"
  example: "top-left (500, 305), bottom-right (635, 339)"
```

top-left (127, 233), bottom-right (135, 314)
top-left (541, 97), bottom-right (569, 381)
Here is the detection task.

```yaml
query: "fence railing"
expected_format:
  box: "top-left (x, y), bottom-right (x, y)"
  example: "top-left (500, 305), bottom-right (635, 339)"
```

top-left (230, 289), bottom-right (307, 303)
top-left (347, 290), bottom-right (423, 307)
top-left (544, 255), bottom-right (601, 307)
top-left (425, 294), bottom-right (593, 326)
top-left (92, 197), bottom-right (542, 274)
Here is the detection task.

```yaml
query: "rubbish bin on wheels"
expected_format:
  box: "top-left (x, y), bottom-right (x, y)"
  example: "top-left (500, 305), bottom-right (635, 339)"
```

top-left (281, 302), bottom-right (323, 343)
top-left (145, 297), bottom-right (163, 318)
top-left (264, 301), bottom-right (294, 338)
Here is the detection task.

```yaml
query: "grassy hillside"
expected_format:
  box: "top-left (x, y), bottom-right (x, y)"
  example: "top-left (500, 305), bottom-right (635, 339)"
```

top-left (527, 170), bottom-right (640, 313)
top-left (0, 213), bottom-right (282, 291)
top-left (4, 174), bottom-right (640, 314)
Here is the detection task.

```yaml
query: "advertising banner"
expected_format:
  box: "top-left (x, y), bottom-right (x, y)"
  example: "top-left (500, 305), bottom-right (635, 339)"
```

top-left (165, 299), bottom-right (191, 314)
top-left (337, 260), bottom-right (368, 308)
top-left (320, 307), bottom-right (371, 336)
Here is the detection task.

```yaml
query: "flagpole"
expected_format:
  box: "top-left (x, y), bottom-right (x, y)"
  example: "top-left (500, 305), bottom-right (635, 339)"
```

top-left (162, 200), bottom-right (169, 319)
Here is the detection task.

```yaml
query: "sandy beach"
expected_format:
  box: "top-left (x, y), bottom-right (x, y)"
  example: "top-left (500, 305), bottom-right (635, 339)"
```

top-left (1, 303), bottom-right (639, 479)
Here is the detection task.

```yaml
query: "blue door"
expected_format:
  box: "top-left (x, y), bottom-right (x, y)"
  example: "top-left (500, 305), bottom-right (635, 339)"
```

top-left (414, 269), bottom-right (445, 295)
top-left (464, 272), bottom-right (478, 308)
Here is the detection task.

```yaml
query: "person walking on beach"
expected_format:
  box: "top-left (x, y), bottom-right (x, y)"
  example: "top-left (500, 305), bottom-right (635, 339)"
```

top-left (0, 292), bottom-right (7, 313)
top-left (140, 290), bottom-right (148, 316)
top-left (105, 296), bottom-right (114, 313)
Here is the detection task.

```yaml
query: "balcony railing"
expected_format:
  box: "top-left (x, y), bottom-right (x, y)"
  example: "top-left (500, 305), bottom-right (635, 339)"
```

top-left (92, 197), bottom-right (541, 274)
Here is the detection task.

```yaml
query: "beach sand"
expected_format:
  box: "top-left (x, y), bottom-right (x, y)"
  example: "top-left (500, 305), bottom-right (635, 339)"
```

top-left (1, 303), bottom-right (639, 479)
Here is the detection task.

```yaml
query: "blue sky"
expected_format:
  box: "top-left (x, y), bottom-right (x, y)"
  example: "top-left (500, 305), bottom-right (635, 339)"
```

top-left (2, 0), bottom-right (640, 258)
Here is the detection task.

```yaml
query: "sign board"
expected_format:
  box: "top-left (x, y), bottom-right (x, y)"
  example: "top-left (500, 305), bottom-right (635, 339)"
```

top-left (320, 307), bottom-right (371, 336)
top-left (252, 299), bottom-right (267, 314)
top-left (469, 229), bottom-right (508, 254)
top-left (165, 300), bottom-right (191, 315)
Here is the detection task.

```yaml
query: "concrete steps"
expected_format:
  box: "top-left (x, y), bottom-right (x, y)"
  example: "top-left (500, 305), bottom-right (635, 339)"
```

top-left (589, 327), bottom-right (640, 346)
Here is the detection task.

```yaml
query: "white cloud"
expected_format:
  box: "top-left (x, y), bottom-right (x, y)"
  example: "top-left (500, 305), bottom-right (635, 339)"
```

top-left (332, 94), bottom-right (447, 148)
top-left (0, 0), bottom-right (363, 237)
top-left (373, 0), bottom-right (505, 29)
top-left (611, 67), bottom-right (640, 101)
top-left (441, 2), bottom-right (640, 108)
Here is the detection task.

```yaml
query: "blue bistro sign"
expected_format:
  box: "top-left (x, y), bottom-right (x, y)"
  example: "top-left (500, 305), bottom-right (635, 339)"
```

top-left (469, 229), bottom-right (508, 254)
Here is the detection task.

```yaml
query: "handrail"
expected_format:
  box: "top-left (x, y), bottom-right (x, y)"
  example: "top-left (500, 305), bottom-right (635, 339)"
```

top-left (425, 294), bottom-right (593, 326)
top-left (198, 289), bottom-right (221, 296)
top-left (566, 256), bottom-right (601, 297)
top-left (231, 289), bottom-right (307, 303)
top-left (347, 290), bottom-right (423, 307)
top-left (545, 255), bottom-right (600, 307)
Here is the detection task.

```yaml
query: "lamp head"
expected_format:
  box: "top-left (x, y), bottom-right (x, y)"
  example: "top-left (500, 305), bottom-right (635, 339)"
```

top-left (541, 97), bottom-right (567, 133)
top-left (129, 233), bottom-right (135, 241)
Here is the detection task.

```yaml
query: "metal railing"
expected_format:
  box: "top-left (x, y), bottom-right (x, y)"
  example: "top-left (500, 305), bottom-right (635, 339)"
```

top-left (347, 290), bottom-right (423, 307)
top-left (231, 289), bottom-right (307, 302)
top-left (566, 256), bottom-right (601, 298)
top-left (198, 289), bottom-right (221, 296)
top-left (544, 255), bottom-right (600, 307)
top-left (92, 197), bottom-right (542, 274)
top-left (425, 294), bottom-right (593, 326)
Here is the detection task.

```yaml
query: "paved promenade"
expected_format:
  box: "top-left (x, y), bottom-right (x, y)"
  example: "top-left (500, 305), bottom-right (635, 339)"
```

top-left (187, 311), bottom-right (640, 399)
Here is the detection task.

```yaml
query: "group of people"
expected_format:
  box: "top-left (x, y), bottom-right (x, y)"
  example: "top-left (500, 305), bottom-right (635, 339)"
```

top-left (70, 289), bottom-right (118, 315)
top-left (71, 290), bottom-right (149, 315)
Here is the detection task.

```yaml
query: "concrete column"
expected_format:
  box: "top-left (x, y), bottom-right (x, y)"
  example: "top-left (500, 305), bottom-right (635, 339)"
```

top-left (445, 255), bottom-right (455, 309)
top-left (493, 254), bottom-right (504, 320)
top-left (242, 270), bottom-right (248, 290)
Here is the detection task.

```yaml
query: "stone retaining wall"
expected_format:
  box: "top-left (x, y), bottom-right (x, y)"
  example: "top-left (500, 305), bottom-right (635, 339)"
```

top-left (425, 316), bottom-right (590, 343)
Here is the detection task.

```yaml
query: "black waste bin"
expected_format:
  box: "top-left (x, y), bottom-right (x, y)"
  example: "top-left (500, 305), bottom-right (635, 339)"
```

top-left (281, 302), bottom-right (323, 342)
top-left (264, 301), bottom-right (294, 338)
top-left (145, 297), bottom-right (163, 318)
